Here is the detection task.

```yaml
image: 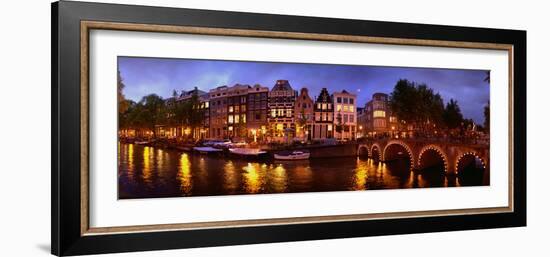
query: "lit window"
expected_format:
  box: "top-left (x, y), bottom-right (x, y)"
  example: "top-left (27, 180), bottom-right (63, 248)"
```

top-left (228, 115), bottom-right (234, 124)
top-left (234, 115), bottom-right (240, 124)
top-left (328, 124), bottom-right (333, 131)
top-left (337, 104), bottom-right (342, 112)
top-left (322, 103), bottom-right (327, 110)
top-left (373, 110), bottom-right (386, 118)
top-left (241, 114), bottom-right (246, 123)
top-left (271, 109), bottom-right (277, 118)
top-left (343, 105), bottom-right (349, 112)
top-left (229, 106), bottom-right (234, 113)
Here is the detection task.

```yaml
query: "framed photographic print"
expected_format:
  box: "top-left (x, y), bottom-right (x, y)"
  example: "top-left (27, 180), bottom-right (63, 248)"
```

top-left (51, 1), bottom-right (526, 256)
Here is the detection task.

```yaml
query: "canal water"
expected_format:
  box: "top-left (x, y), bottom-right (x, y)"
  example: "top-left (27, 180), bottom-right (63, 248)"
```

top-left (118, 143), bottom-right (485, 199)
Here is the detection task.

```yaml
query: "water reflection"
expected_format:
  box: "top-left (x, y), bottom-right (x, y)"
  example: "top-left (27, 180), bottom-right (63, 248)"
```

top-left (242, 163), bottom-right (263, 194)
top-left (118, 143), bottom-right (487, 199)
top-left (178, 153), bottom-right (192, 195)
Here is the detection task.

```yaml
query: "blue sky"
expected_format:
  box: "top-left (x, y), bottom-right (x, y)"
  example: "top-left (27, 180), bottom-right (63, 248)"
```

top-left (118, 56), bottom-right (489, 124)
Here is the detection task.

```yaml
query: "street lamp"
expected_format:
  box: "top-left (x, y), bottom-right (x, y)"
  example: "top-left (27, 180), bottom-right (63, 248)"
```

top-left (251, 129), bottom-right (257, 143)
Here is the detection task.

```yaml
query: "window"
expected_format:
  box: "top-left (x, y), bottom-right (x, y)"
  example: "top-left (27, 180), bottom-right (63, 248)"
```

top-left (322, 113), bottom-right (327, 121)
top-left (389, 116), bottom-right (397, 122)
top-left (350, 98), bottom-right (354, 104)
top-left (327, 124), bottom-right (333, 131)
top-left (302, 103), bottom-right (307, 108)
top-left (234, 115), bottom-right (240, 124)
top-left (343, 105), bottom-right (349, 112)
top-left (337, 97), bottom-right (342, 103)
top-left (336, 104), bottom-right (342, 112)
top-left (350, 115), bottom-right (354, 123)
top-left (327, 103), bottom-right (332, 109)
top-left (271, 109), bottom-right (277, 118)
top-left (234, 105), bottom-right (240, 113)
top-left (241, 105), bottom-right (246, 112)
top-left (255, 113), bottom-right (261, 120)
top-left (350, 106), bottom-right (354, 112)
top-left (317, 103), bottom-right (321, 109)
top-left (241, 114), bottom-right (246, 123)
top-left (228, 106), bottom-right (234, 113)
top-left (374, 119), bottom-right (386, 128)
top-left (343, 98), bottom-right (348, 104)
top-left (228, 115), bottom-right (234, 124)
top-left (322, 103), bottom-right (327, 110)
top-left (344, 114), bottom-right (348, 123)
top-left (373, 110), bottom-right (386, 118)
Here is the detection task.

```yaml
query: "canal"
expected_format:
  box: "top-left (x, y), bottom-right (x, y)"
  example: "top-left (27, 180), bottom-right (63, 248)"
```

top-left (118, 143), bottom-right (485, 199)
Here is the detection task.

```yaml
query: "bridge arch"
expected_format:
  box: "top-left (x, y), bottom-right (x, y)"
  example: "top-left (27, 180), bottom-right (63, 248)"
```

top-left (357, 145), bottom-right (369, 157)
top-left (455, 151), bottom-right (487, 174)
top-left (383, 140), bottom-right (414, 164)
top-left (371, 143), bottom-right (382, 161)
top-left (417, 144), bottom-right (449, 173)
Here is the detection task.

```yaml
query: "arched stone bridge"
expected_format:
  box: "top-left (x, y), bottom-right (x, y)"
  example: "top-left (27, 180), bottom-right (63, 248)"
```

top-left (357, 138), bottom-right (489, 175)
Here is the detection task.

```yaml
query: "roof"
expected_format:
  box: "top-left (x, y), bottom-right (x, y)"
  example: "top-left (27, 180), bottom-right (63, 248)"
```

top-left (271, 80), bottom-right (293, 92)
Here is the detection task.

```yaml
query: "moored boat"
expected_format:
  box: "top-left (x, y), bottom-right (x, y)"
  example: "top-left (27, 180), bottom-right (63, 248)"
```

top-left (228, 148), bottom-right (267, 157)
top-left (193, 146), bottom-right (223, 154)
top-left (274, 151), bottom-right (310, 160)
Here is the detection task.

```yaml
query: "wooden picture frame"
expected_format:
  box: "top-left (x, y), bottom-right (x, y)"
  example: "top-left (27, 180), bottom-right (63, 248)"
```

top-left (52, 1), bottom-right (526, 256)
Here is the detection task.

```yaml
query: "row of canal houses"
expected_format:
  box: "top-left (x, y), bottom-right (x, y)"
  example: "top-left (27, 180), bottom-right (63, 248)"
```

top-left (156, 79), bottom-right (399, 142)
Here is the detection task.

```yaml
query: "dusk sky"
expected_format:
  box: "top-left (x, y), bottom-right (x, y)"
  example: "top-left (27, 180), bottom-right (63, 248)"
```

top-left (118, 57), bottom-right (489, 124)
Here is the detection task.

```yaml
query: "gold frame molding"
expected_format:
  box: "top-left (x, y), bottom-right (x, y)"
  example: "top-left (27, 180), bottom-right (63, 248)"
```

top-left (80, 20), bottom-right (514, 236)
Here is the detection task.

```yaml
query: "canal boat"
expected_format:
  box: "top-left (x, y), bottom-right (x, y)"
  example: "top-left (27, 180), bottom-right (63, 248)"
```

top-left (274, 151), bottom-right (310, 160)
top-left (228, 148), bottom-right (267, 157)
top-left (193, 146), bottom-right (223, 154)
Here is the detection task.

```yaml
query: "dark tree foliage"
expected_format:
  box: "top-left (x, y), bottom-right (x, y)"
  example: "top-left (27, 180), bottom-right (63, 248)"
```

top-left (443, 99), bottom-right (464, 129)
top-left (389, 79), bottom-right (445, 132)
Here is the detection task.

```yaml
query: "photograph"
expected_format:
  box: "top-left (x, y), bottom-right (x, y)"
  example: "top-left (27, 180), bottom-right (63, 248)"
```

top-left (117, 57), bottom-right (491, 199)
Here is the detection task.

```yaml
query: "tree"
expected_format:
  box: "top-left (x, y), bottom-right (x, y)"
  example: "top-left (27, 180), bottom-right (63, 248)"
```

top-left (296, 109), bottom-right (308, 139)
top-left (118, 99), bottom-right (136, 130)
top-left (484, 101), bottom-right (490, 133)
top-left (187, 88), bottom-right (205, 139)
top-left (389, 79), bottom-right (419, 125)
top-left (389, 79), bottom-right (445, 134)
top-left (139, 94), bottom-right (166, 138)
top-left (117, 70), bottom-right (129, 114)
top-left (335, 111), bottom-right (344, 140)
top-left (443, 99), bottom-right (464, 129)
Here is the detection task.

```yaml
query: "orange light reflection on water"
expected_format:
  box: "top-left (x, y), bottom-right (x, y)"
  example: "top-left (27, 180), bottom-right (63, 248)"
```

top-left (178, 153), bottom-right (192, 194)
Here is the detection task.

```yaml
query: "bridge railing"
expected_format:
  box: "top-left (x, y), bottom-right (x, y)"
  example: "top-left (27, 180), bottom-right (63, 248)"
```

top-left (357, 136), bottom-right (489, 147)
